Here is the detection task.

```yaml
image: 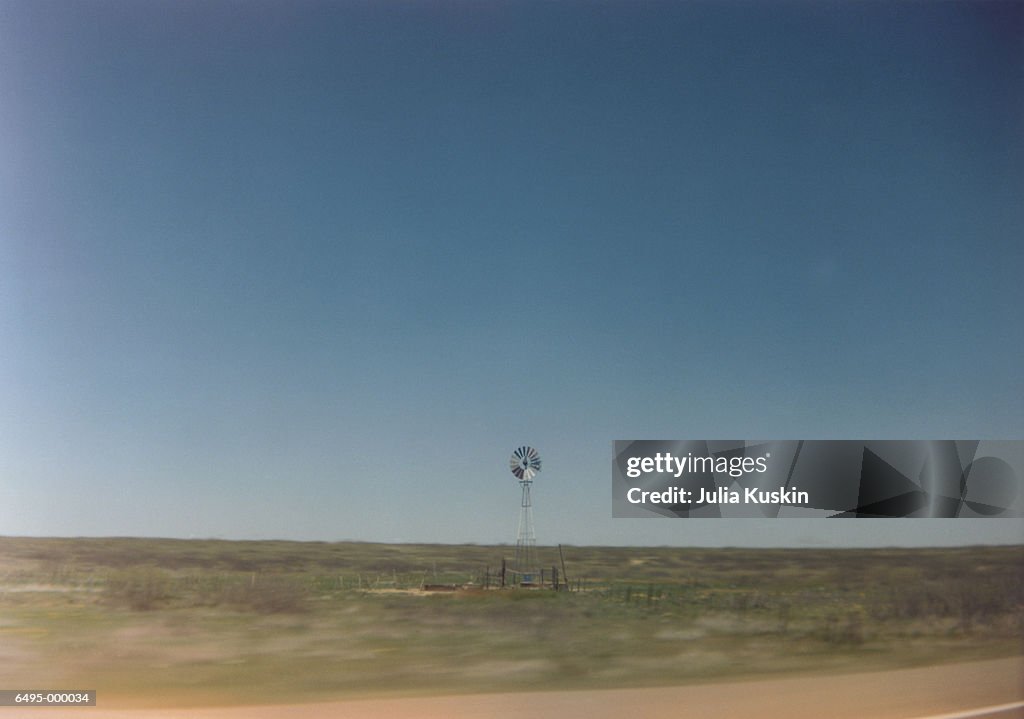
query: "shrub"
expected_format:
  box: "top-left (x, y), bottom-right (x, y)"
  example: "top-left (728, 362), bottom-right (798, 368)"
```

top-left (226, 574), bottom-right (310, 614)
top-left (104, 568), bottom-right (171, 610)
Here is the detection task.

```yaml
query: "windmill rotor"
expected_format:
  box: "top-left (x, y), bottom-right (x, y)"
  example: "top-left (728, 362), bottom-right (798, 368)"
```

top-left (510, 446), bottom-right (541, 481)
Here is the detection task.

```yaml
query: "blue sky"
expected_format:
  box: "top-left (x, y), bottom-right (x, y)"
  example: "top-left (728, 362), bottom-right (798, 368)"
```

top-left (1, 1), bottom-right (1021, 546)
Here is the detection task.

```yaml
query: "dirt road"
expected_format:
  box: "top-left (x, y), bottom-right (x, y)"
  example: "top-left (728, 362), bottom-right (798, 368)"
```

top-left (14, 656), bottom-right (1023, 719)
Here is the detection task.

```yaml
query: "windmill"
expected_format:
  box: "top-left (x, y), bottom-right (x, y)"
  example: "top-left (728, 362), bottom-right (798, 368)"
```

top-left (509, 446), bottom-right (541, 582)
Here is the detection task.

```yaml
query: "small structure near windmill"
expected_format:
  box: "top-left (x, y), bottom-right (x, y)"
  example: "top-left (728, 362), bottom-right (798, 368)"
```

top-left (509, 446), bottom-right (541, 585)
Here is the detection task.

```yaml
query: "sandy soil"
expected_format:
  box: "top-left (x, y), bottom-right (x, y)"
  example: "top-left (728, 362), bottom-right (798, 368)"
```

top-left (15, 656), bottom-right (1024, 719)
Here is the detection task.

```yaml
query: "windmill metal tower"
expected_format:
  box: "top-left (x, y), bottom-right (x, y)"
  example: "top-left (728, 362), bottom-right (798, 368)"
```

top-left (509, 446), bottom-right (541, 581)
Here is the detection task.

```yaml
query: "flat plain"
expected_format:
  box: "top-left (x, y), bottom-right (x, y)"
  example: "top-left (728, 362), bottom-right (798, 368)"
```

top-left (0, 538), bottom-right (1020, 708)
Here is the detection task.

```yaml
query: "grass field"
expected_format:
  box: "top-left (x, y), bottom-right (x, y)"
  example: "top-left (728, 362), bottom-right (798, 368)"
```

top-left (0, 537), bottom-right (1021, 707)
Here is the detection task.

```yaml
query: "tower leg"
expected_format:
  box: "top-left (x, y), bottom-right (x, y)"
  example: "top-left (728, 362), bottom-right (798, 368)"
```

top-left (515, 480), bottom-right (536, 581)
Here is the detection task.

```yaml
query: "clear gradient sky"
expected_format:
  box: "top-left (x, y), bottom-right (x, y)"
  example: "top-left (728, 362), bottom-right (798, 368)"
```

top-left (2, 2), bottom-right (1022, 546)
